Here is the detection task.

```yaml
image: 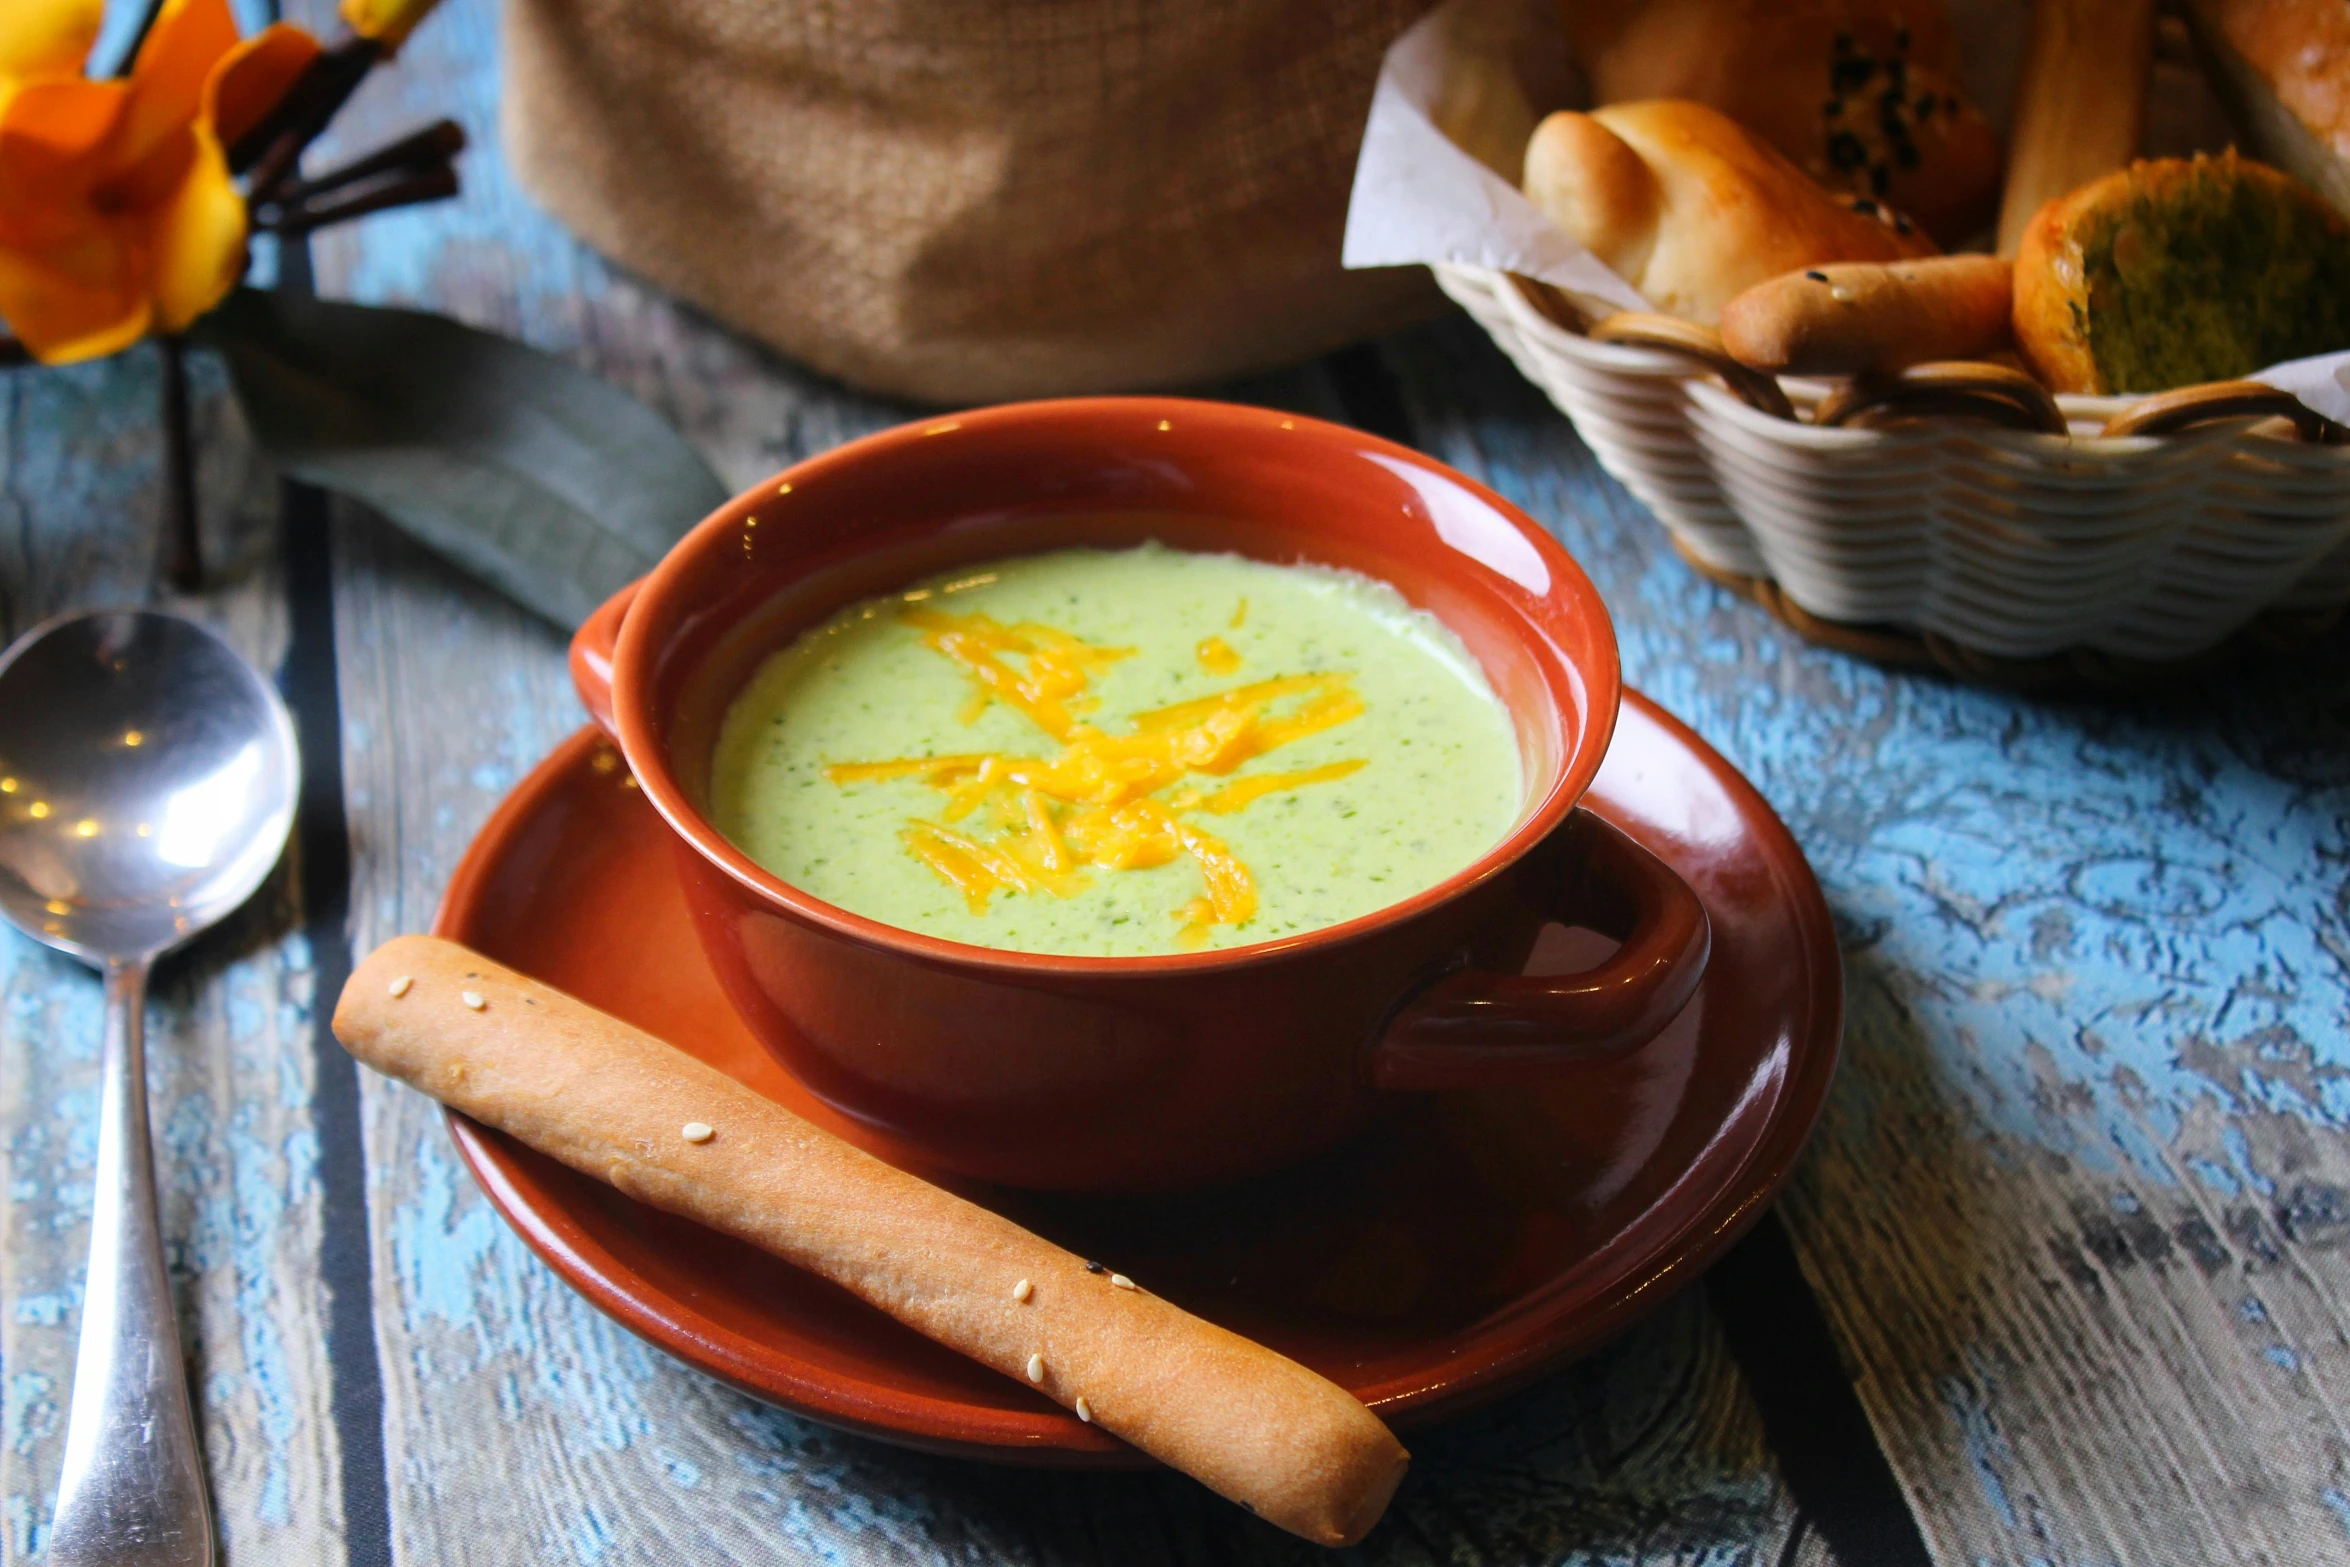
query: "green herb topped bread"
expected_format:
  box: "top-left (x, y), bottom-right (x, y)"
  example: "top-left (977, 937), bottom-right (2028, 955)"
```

top-left (2013, 152), bottom-right (2350, 394)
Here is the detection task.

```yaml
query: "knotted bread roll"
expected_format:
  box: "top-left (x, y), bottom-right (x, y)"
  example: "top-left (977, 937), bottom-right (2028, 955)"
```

top-left (1523, 100), bottom-right (1938, 324)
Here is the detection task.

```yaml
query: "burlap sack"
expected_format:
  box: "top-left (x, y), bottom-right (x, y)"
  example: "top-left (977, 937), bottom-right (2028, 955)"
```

top-left (501, 0), bottom-right (1443, 404)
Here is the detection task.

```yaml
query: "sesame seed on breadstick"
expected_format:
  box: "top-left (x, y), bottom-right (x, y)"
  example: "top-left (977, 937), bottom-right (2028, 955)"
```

top-left (333, 934), bottom-right (1409, 1545)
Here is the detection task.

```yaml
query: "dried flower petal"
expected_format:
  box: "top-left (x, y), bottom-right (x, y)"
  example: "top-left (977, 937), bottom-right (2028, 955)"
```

top-left (151, 123), bottom-right (241, 332)
top-left (340, 0), bottom-right (445, 50)
top-left (0, 0), bottom-right (103, 86)
top-left (207, 24), bottom-right (321, 151)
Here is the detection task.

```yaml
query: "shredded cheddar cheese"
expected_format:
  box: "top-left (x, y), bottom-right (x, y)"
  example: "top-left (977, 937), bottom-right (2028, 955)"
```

top-left (827, 607), bottom-right (1368, 940)
top-left (901, 606), bottom-right (1132, 739)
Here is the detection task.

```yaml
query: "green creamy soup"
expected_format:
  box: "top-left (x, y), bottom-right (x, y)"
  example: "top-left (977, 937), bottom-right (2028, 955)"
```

top-left (709, 544), bottom-right (1522, 957)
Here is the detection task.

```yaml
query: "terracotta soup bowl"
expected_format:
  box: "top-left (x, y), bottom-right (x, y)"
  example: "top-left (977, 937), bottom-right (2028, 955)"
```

top-left (569, 398), bottom-right (1709, 1191)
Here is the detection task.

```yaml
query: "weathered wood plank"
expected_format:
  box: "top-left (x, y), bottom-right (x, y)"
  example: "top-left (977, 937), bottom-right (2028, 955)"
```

top-left (0, 348), bottom-right (347, 1562)
top-left (306, 2), bottom-right (1823, 1561)
top-left (1382, 312), bottom-right (2350, 1567)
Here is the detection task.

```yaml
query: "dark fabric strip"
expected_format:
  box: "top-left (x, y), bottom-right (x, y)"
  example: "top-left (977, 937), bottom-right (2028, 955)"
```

top-left (1708, 1213), bottom-right (1933, 1567)
top-left (276, 236), bottom-right (393, 1567)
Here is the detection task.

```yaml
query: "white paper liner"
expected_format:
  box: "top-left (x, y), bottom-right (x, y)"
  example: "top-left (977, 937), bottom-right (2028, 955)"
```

top-left (1340, 1), bottom-right (1645, 317)
top-left (1342, 0), bottom-right (2350, 425)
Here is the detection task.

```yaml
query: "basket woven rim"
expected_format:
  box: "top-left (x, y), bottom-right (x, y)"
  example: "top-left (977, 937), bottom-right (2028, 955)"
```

top-left (1670, 535), bottom-right (2343, 690)
top-left (1451, 265), bottom-right (2350, 449)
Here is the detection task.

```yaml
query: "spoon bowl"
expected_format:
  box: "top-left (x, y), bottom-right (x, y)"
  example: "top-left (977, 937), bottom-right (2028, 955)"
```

top-left (0, 611), bottom-right (297, 963)
top-left (0, 608), bottom-right (299, 1567)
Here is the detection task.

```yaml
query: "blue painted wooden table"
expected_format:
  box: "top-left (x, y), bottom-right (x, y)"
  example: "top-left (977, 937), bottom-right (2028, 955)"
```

top-left (4, 3), bottom-right (2349, 1563)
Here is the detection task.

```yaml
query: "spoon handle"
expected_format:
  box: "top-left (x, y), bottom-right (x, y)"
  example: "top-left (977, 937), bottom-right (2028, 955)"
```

top-left (48, 957), bottom-right (214, 1567)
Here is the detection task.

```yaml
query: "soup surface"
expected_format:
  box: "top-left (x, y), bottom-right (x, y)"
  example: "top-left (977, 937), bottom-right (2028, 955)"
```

top-left (710, 544), bottom-right (1521, 957)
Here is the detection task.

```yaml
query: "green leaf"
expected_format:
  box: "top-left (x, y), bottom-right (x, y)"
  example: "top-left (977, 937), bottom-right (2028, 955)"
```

top-left (200, 287), bottom-right (728, 629)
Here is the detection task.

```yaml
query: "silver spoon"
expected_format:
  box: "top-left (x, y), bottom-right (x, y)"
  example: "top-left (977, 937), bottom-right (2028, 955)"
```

top-left (0, 610), bottom-right (298, 1567)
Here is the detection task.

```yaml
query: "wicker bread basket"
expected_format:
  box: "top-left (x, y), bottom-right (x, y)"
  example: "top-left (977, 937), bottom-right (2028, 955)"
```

top-left (1436, 264), bottom-right (2350, 684)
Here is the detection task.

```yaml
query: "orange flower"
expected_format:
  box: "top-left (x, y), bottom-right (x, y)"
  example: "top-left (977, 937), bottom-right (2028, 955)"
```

top-left (0, 0), bottom-right (318, 363)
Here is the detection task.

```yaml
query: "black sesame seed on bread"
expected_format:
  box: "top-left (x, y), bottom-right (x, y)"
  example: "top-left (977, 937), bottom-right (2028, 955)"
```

top-left (1563, 0), bottom-right (2003, 246)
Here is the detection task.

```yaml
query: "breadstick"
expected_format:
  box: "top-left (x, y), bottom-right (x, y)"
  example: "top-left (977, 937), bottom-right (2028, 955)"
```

top-left (1719, 255), bottom-right (2014, 375)
top-left (333, 935), bottom-right (1408, 1545)
top-left (1996, 0), bottom-right (2156, 256)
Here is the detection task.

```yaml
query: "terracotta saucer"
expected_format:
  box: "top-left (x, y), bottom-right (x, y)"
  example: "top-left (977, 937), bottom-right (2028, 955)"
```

top-left (433, 691), bottom-right (1840, 1463)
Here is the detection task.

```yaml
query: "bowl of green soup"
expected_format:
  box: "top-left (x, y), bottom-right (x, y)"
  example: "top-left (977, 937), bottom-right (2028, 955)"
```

top-left (569, 398), bottom-right (1709, 1191)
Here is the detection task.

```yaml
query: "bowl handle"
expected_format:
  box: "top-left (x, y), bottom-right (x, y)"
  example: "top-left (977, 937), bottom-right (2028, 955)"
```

top-left (1368, 810), bottom-right (1711, 1090)
top-left (568, 578), bottom-right (642, 742)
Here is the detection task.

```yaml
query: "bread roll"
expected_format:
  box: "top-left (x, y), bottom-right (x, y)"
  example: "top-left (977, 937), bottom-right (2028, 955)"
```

top-left (2012, 152), bottom-right (2350, 394)
top-left (1563, 0), bottom-right (2001, 246)
top-left (1996, 0), bottom-right (2157, 256)
top-left (2183, 0), bottom-right (2350, 219)
top-left (1720, 255), bottom-right (2013, 375)
top-left (334, 936), bottom-right (1410, 1546)
top-left (1523, 100), bottom-right (1938, 324)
